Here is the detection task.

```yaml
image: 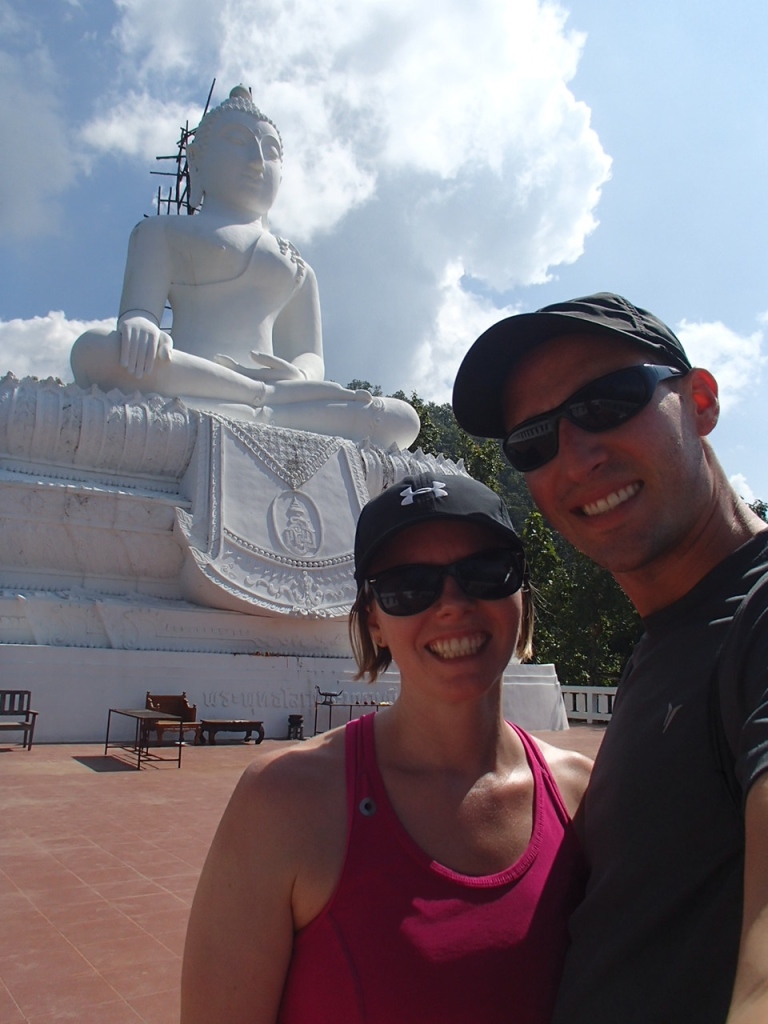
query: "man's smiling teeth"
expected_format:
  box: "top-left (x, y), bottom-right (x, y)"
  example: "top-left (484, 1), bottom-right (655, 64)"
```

top-left (581, 482), bottom-right (641, 517)
top-left (428, 634), bottom-right (486, 660)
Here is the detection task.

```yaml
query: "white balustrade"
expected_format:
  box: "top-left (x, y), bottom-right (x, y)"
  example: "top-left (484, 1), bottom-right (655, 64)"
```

top-left (560, 685), bottom-right (617, 723)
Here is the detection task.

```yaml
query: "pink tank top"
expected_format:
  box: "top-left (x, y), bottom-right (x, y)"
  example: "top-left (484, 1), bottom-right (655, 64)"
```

top-left (278, 714), bottom-right (585, 1024)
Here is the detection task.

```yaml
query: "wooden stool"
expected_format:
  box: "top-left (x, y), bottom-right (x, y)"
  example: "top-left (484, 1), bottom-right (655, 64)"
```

top-left (287, 714), bottom-right (304, 740)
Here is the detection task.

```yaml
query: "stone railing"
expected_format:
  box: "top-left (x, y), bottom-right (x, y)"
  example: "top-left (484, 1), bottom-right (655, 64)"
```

top-left (560, 685), bottom-right (618, 724)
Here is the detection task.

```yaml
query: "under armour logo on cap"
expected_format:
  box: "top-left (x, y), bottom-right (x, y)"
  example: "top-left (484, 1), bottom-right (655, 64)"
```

top-left (399, 481), bottom-right (448, 505)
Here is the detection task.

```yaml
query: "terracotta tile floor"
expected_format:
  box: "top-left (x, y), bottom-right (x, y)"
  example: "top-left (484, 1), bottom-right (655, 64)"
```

top-left (0, 725), bottom-right (605, 1023)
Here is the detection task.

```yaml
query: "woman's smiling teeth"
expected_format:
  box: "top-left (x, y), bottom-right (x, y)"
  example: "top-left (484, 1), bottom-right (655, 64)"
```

top-left (427, 634), bottom-right (487, 660)
top-left (581, 482), bottom-right (641, 518)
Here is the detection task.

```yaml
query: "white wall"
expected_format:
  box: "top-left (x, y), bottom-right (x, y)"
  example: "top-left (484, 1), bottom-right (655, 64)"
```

top-left (0, 645), bottom-right (566, 743)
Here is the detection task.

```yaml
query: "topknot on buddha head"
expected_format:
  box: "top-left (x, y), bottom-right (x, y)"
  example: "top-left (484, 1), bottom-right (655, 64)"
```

top-left (189, 85), bottom-right (283, 159)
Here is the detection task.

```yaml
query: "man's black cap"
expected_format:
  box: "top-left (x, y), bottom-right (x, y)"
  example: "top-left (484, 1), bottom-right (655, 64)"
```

top-left (354, 473), bottom-right (523, 584)
top-left (452, 292), bottom-right (692, 438)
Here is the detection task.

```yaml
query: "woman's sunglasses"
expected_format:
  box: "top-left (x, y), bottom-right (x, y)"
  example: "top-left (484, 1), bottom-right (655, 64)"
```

top-left (366, 548), bottom-right (526, 617)
top-left (502, 364), bottom-right (687, 473)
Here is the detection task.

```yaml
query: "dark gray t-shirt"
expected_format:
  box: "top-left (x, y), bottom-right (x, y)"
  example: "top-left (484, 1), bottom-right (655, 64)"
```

top-left (553, 532), bottom-right (768, 1024)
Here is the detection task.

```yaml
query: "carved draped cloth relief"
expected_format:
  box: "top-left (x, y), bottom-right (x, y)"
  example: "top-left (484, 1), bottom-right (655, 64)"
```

top-left (176, 417), bottom-right (369, 617)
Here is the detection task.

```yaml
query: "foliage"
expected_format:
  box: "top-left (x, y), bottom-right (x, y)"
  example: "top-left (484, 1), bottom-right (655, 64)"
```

top-left (345, 379), bottom-right (383, 397)
top-left (391, 391), bottom-right (534, 527)
top-left (749, 499), bottom-right (768, 522)
top-left (522, 511), bottom-right (643, 686)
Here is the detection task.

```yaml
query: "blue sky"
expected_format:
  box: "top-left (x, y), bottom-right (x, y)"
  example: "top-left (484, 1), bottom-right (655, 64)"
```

top-left (1, 0), bottom-right (766, 500)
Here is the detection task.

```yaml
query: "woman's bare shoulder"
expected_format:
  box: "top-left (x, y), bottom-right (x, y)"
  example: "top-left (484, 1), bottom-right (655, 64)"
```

top-left (182, 729), bottom-right (348, 1024)
top-left (233, 728), bottom-right (348, 819)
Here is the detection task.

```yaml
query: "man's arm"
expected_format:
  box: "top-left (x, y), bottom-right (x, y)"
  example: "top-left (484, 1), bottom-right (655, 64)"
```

top-left (726, 771), bottom-right (768, 1023)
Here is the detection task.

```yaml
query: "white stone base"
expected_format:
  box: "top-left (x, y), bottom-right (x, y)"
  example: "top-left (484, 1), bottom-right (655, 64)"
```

top-left (501, 664), bottom-right (568, 731)
top-left (0, 645), bottom-right (567, 743)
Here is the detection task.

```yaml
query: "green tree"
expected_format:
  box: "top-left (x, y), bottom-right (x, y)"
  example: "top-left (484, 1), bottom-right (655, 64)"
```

top-left (391, 392), bottom-right (533, 521)
top-left (345, 379), bottom-right (383, 396)
top-left (392, 390), bottom-right (443, 458)
top-left (520, 509), bottom-right (567, 663)
top-left (749, 499), bottom-right (768, 522)
top-left (522, 510), bottom-right (642, 686)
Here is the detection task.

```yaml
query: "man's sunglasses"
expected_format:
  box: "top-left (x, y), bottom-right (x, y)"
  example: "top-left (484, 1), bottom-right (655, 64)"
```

top-left (366, 548), bottom-right (526, 618)
top-left (502, 364), bottom-right (687, 473)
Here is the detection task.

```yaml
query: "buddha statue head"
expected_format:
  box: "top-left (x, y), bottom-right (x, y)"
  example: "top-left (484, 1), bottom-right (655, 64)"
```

top-left (187, 85), bottom-right (283, 220)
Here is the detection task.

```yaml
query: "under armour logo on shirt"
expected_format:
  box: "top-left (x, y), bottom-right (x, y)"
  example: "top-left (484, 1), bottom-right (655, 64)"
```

top-left (400, 481), bottom-right (448, 505)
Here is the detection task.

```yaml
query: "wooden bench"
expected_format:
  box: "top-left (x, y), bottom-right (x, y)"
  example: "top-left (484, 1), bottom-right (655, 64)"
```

top-left (199, 719), bottom-right (265, 745)
top-left (145, 692), bottom-right (201, 745)
top-left (0, 690), bottom-right (38, 749)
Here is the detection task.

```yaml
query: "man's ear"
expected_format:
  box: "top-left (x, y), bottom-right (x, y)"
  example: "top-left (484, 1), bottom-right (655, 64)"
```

top-left (687, 368), bottom-right (720, 437)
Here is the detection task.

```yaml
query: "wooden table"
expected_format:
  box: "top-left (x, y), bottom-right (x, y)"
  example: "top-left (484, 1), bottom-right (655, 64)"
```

top-left (104, 708), bottom-right (184, 769)
top-left (199, 719), bottom-right (265, 745)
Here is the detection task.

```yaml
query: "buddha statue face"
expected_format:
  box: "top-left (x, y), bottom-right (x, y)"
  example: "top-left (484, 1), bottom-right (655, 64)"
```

top-left (188, 108), bottom-right (283, 219)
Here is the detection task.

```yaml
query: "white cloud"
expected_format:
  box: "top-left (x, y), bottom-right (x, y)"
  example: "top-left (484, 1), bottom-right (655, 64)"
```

top-left (0, 312), bottom-right (114, 381)
top-left (676, 318), bottom-right (764, 413)
top-left (407, 262), bottom-right (519, 402)
top-left (113, 0), bottom-right (224, 76)
top-left (275, 142), bottom-right (377, 239)
top-left (80, 93), bottom-right (201, 164)
top-left (83, 0), bottom-right (611, 277)
top-left (729, 472), bottom-right (755, 504)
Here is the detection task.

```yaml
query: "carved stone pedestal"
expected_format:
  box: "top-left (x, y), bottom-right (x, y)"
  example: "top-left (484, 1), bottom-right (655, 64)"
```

top-left (0, 374), bottom-right (464, 649)
top-left (0, 375), bottom-right (511, 740)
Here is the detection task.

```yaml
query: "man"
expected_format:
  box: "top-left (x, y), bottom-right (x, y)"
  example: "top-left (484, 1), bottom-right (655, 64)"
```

top-left (452, 293), bottom-right (768, 1024)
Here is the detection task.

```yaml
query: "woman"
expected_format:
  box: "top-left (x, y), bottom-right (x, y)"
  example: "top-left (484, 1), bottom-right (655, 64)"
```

top-left (181, 472), bottom-right (591, 1023)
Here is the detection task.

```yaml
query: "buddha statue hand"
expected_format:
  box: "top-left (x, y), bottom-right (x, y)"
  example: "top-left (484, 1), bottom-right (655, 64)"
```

top-left (118, 312), bottom-right (173, 380)
top-left (213, 352), bottom-right (308, 383)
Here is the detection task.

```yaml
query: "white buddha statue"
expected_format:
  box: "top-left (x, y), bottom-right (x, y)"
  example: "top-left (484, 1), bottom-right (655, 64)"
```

top-left (70, 86), bottom-right (419, 450)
